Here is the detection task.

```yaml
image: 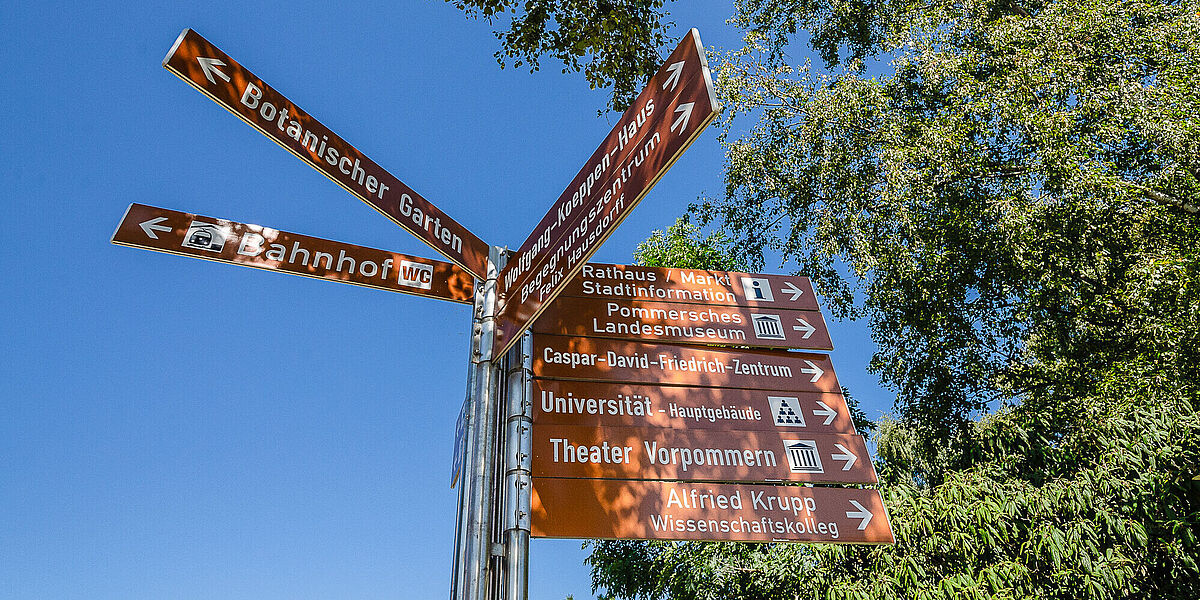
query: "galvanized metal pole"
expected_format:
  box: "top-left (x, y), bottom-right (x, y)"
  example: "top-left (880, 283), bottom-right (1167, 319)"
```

top-left (485, 347), bottom-right (509, 600)
top-left (502, 331), bottom-right (534, 600)
top-left (452, 246), bottom-right (503, 600)
top-left (449, 354), bottom-right (475, 598)
top-left (482, 348), bottom-right (511, 600)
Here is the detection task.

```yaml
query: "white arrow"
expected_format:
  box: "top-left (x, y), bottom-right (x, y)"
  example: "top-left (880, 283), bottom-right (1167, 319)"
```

top-left (846, 500), bottom-right (874, 530)
top-left (671, 102), bottom-right (695, 134)
top-left (197, 57), bottom-right (230, 85)
top-left (800, 359), bottom-right (824, 383)
top-left (832, 443), bottom-right (858, 471)
top-left (139, 217), bottom-right (172, 239)
top-left (781, 281), bottom-right (805, 301)
top-left (813, 401), bottom-right (838, 426)
top-left (662, 60), bottom-right (685, 92)
top-left (792, 317), bottom-right (816, 339)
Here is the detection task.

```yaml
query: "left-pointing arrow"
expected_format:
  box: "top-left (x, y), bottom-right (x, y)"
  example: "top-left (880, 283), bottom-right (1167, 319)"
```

top-left (139, 216), bottom-right (172, 239)
top-left (196, 57), bottom-right (230, 84)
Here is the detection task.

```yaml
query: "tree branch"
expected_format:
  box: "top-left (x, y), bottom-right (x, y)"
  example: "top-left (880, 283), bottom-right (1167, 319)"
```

top-left (1007, 0), bottom-right (1034, 18)
top-left (1118, 180), bottom-right (1199, 214)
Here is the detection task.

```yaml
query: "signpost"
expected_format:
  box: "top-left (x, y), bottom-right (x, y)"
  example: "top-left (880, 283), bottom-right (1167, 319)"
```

top-left (115, 25), bottom-right (892, 600)
top-left (532, 424), bottom-right (875, 484)
top-left (162, 28), bottom-right (491, 280)
top-left (533, 334), bottom-right (840, 393)
top-left (524, 255), bottom-right (895, 545)
top-left (532, 380), bottom-right (858, 434)
top-left (491, 30), bottom-right (720, 355)
top-left (531, 478), bottom-right (894, 543)
top-left (533, 296), bottom-right (833, 350)
top-left (112, 203), bottom-right (474, 302)
top-left (558, 263), bottom-right (822, 311)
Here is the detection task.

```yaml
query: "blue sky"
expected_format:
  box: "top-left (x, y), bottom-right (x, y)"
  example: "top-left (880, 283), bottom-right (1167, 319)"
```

top-left (1, 3), bottom-right (890, 599)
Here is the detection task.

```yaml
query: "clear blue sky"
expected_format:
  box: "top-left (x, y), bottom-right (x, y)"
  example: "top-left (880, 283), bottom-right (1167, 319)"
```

top-left (0, 3), bottom-right (890, 599)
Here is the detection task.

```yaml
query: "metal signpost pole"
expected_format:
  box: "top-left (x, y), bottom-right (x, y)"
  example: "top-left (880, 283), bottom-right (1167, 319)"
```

top-left (487, 346), bottom-right (509, 600)
top-left (451, 346), bottom-right (476, 598)
top-left (454, 246), bottom-right (504, 600)
top-left (502, 332), bottom-right (533, 600)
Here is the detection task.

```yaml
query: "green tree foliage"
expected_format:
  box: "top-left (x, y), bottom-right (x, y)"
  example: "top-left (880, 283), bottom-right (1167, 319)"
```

top-left (459, 0), bottom-right (1200, 597)
top-left (632, 218), bottom-right (750, 271)
top-left (588, 380), bottom-right (1199, 599)
top-left (447, 0), bottom-right (675, 110)
top-left (590, 0), bottom-right (1200, 597)
top-left (706, 0), bottom-right (1200, 443)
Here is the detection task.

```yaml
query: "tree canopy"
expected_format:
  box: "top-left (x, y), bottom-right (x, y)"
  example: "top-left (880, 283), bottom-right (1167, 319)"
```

top-left (453, 0), bottom-right (1200, 597)
top-left (708, 0), bottom-right (1200, 444)
top-left (448, 0), bottom-right (674, 110)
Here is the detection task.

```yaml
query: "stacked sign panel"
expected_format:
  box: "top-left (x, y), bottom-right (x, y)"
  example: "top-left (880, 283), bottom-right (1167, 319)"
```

top-left (532, 478), bottom-right (892, 543)
top-left (530, 264), bottom-right (894, 544)
top-left (113, 203), bottom-right (475, 302)
top-left (162, 29), bottom-right (491, 280)
top-left (491, 29), bottom-right (721, 355)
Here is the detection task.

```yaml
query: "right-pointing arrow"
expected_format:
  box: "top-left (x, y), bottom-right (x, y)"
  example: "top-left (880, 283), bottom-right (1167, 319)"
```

top-left (812, 401), bottom-right (838, 426)
top-left (781, 282), bottom-right (804, 301)
top-left (139, 216), bottom-right (172, 239)
top-left (792, 317), bottom-right (816, 339)
top-left (832, 443), bottom-right (858, 471)
top-left (197, 57), bottom-right (230, 85)
top-left (670, 102), bottom-right (695, 134)
top-left (847, 500), bottom-right (874, 530)
top-left (799, 359), bottom-right (824, 383)
top-left (662, 60), bottom-right (685, 92)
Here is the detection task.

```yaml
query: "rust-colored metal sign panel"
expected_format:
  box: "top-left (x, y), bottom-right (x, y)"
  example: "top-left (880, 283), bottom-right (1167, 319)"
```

top-left (492, 29), bottom-right (721, 356)
top-left (560, 263), bottom-right (821, 311)
top-left (532, 424), bottom-right (876, 485)
top-left (533, 334), bottom-right (841, 393)
top-left (532, 380), bottom-right (857, 435)
top-left (112, 203), bottom-right (474, 303)
top-left (534, 295), bottom-right (833, 351)
top-left (532, 478), bottom-right (895, 543)
top-left (162, 28), bottom-right (490, 280)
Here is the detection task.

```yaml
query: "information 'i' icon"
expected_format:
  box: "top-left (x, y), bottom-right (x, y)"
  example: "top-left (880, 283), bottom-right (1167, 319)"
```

top-left (740, 277), bottom-right (775, 301)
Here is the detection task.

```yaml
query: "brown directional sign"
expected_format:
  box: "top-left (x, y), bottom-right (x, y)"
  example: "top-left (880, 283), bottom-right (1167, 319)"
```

top-left (532, 478), bottom-right (894, 543)
top-left (532, 424), bottom-right (876, 484)
top-left (560, 263), bottom-right (821, 311)
top-left (532, 380), bottom-right (857, 434)
top-left (533, 334), bottom-right (841, 393)
top-left (492, 29), bottom-right (720, 355)
top-left (534, 296), bottom-right (833, 350)
top-left (112, 203), bottom-right (474, 303)
top-left (162, 28), bottom-right (490, 280)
